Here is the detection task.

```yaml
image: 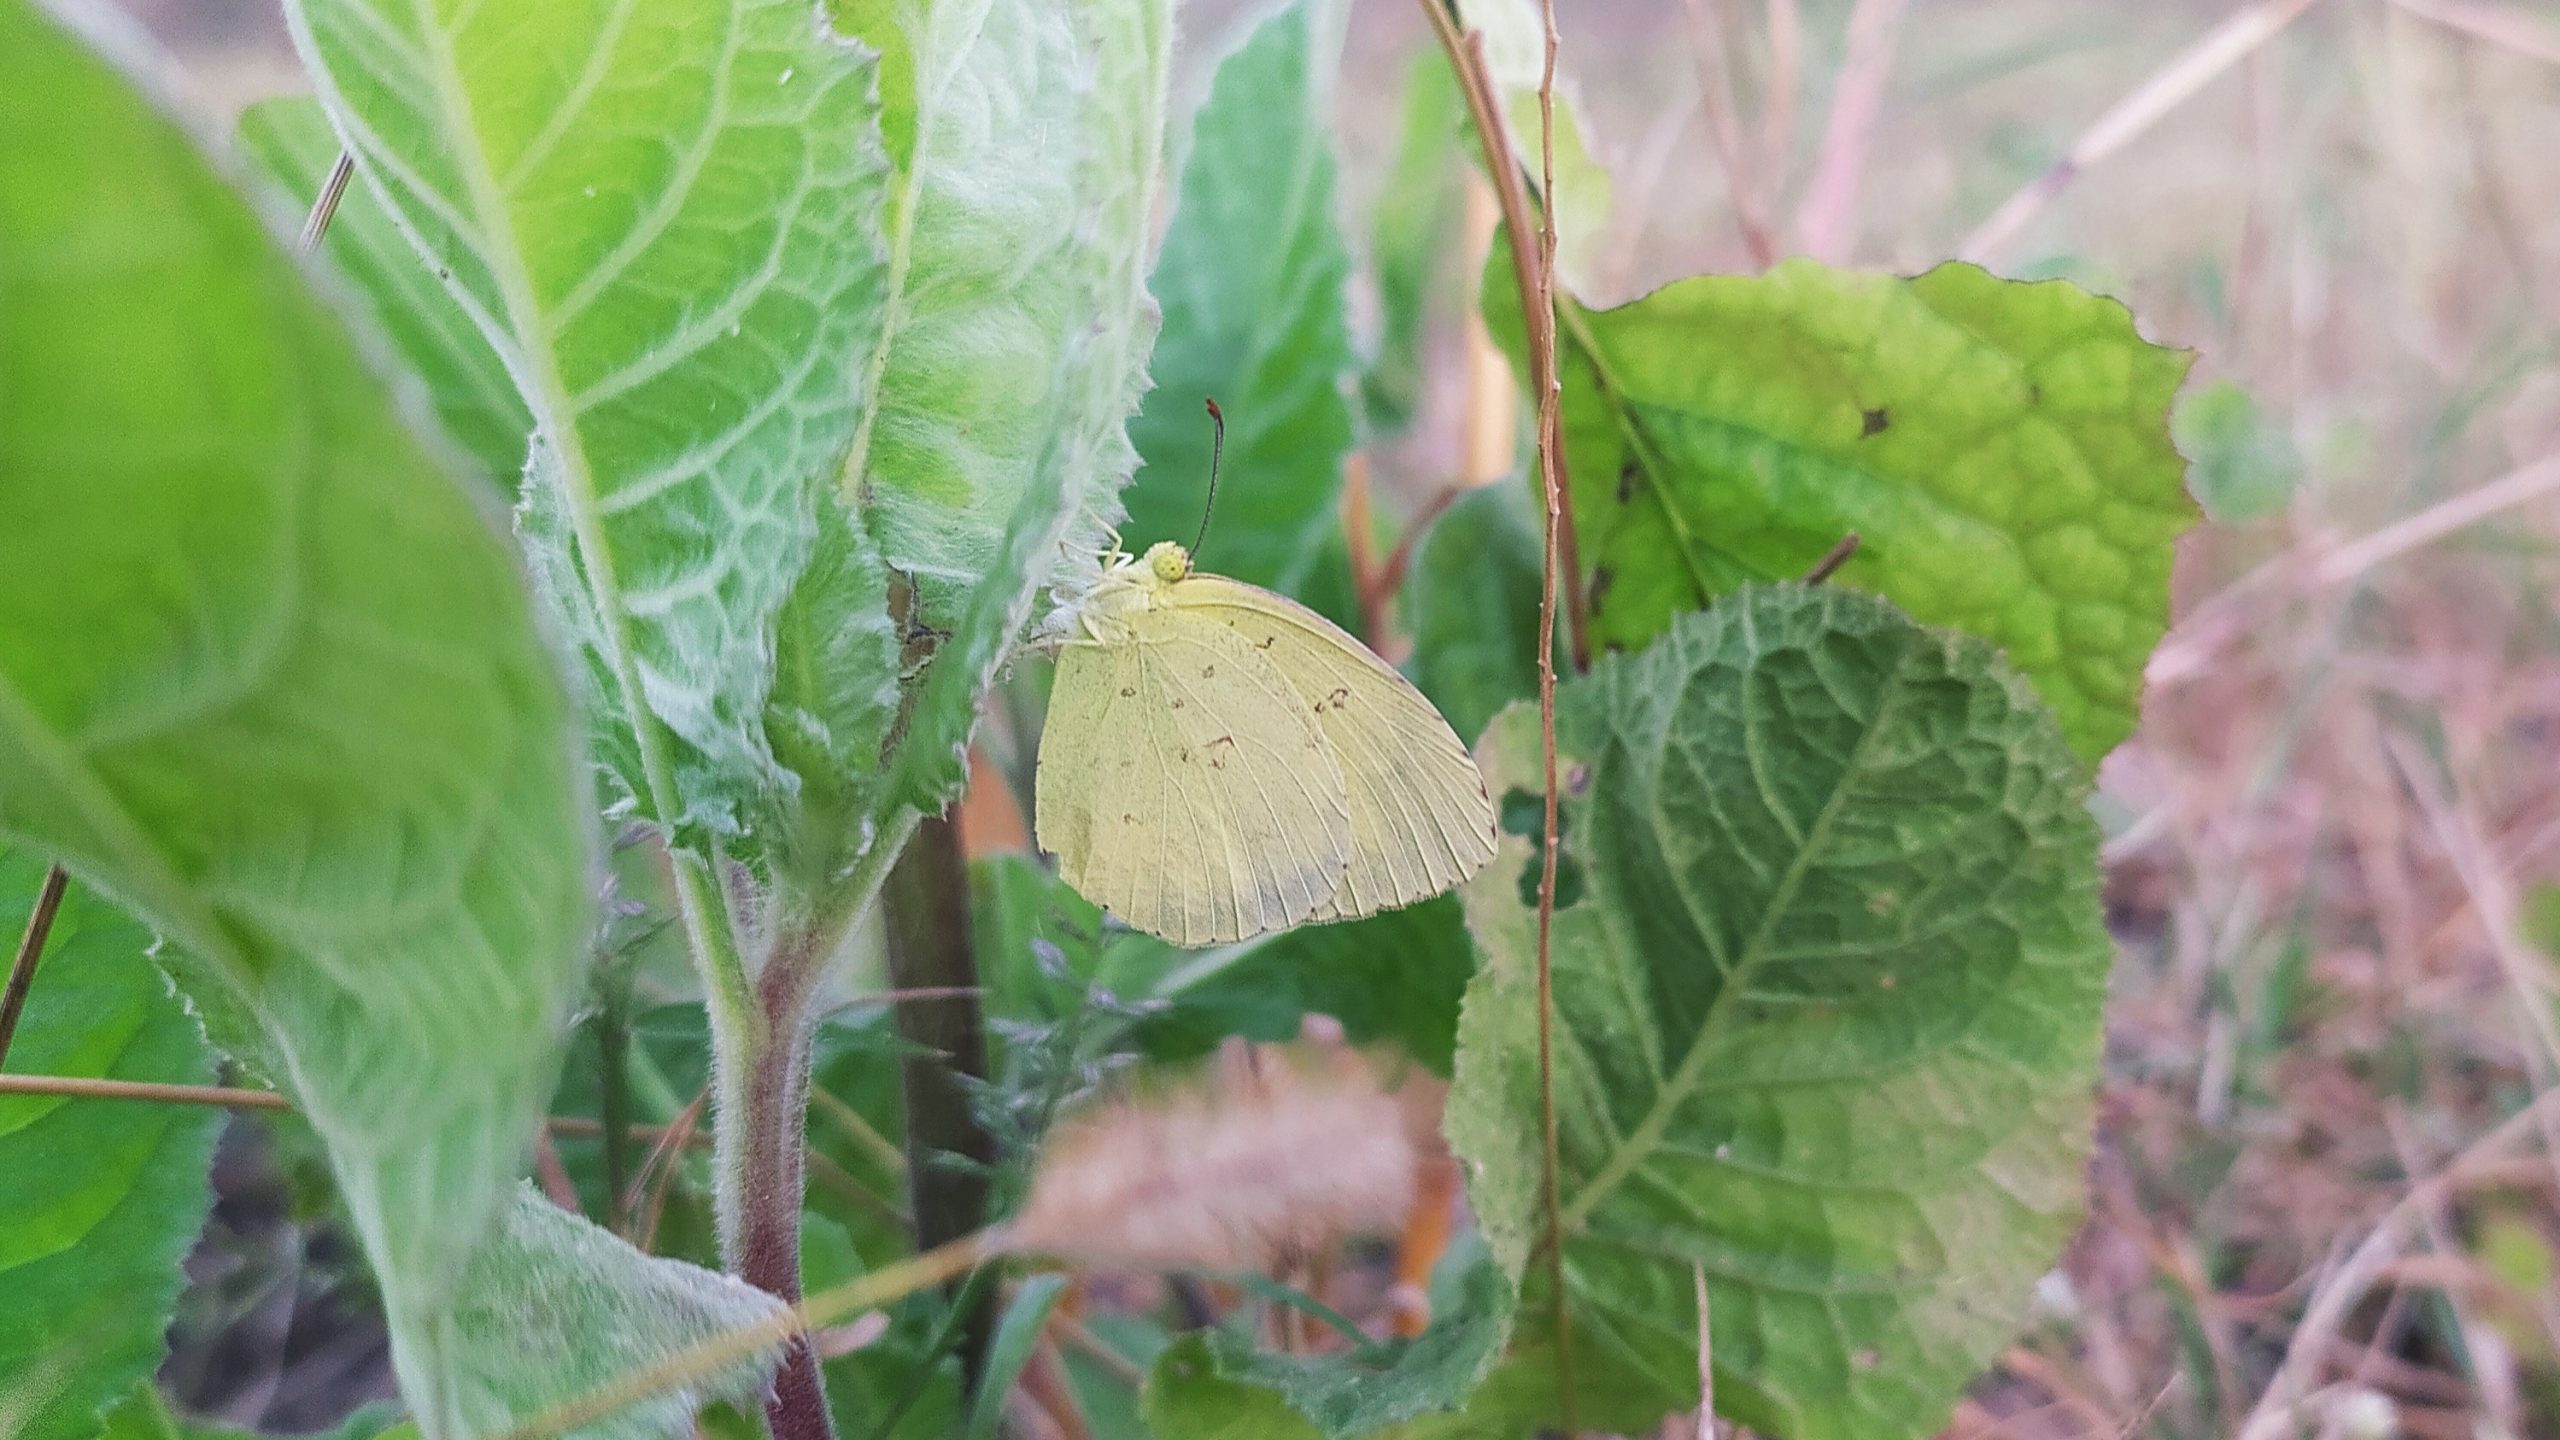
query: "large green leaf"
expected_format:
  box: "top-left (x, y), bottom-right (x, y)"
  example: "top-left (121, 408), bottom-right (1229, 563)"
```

top-left (1123, 0), bottom-right (1355, 599)
top-left (836, 0), bottom-right (1175, 814)
top-left (0, 854), bottom-right (218, 1440)
top-left (1139, 1254), bottom-right (1513, 1439)
top-left (0, 7), bottom-right (594, 1433)
top-left (234, 96), bottom-right (531, 493)
top-left (1446, 587), bottom-right (2111, 1439)
top-left (1402, 484), bottom-right (1542, 747)
top-left (1487, 257), bottom-right (2194, 758)
top-left (287, 0), bottom-right (896, 843)
top-left (971, 856), bottom-right (1473, 1075)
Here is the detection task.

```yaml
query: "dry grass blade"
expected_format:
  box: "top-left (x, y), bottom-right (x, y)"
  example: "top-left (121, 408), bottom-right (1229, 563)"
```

top-left (2235, 1088), bottom-right (2560, 1439)
top-left (1677, 0), bottom-right (1777, 267)
top-left (1960, 0), bottom-right (2325, 264)
top-left (1792, 0), bottom-right (1906, 263)
top-left (2387, 0), bottom-right (2560, 65)
top-left (1006, 1046), bottom-right (1415, 1272)
top-left (0, 863), bottom-right (68, 1070)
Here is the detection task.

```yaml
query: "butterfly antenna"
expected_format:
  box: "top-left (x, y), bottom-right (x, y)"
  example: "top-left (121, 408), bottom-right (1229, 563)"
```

top-left (1190, 398), bottom-right (1225, 558)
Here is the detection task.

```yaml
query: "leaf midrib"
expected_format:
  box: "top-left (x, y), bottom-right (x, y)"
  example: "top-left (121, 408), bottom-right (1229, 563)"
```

top-left (1559, 618), bottom-right (1918, 1230)
top-left (395, 0), bottom-right (695, 846)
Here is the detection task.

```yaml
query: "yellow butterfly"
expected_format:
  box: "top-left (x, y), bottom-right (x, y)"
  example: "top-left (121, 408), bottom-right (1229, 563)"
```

top-left (1035, 538), bottom-right (1500, 946)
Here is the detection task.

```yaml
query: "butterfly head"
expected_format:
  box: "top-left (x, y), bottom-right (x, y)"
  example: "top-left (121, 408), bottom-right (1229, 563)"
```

top-left (1142, 541), bottom-right (1193, 586)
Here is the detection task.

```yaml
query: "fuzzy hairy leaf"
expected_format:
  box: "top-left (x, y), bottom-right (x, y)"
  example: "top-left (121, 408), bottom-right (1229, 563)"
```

top-left (1446, 587), bottom-right (2111, 1439)
top-left (839, 0), bottom-right (1175, 812)
top-left (1140, 1255), bottom-right (1513, 1438)
top-left (0, 9), bottom-right (593, 1434)
top-left (234, 96), bottom-right (531, 492)
top-left (288, 0), bottom-right (895, 841)
top-left (445, 1189), bottom-right (788, 1440)
top-left (0, 854), bottom-right (218, 1440)
top-left (1487, 256), bottom-right (2194, 758)
top-left (1123, 0), bottom-right (1355, 599)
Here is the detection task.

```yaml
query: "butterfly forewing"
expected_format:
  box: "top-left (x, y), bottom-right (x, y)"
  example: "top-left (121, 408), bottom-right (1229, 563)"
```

top-left (1037, 614), bottom-right (1354, 946)
top-left (1166, 575), bottom-right (1500, 922)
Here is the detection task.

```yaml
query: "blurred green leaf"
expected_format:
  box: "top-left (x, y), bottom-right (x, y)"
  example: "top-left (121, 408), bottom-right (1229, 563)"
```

top-left (1486, 255), bottom-right (2195, 759)
top-left (292, 0), bottom-right (895, 846)
top-left (1140, 1254), bottom-right (1513, 1438)
top-left (1447, 587), bottom-right (2112, 1439)
top-left (0, 9), bottom-right (593, 1434)
top-left (233, 97), bottom-right (531, 493)
top-left (1403, 484), bottom-right (1542, 746)
top-left (1361, 52), bottom-right (1467, 437)
top-left (96, 1387), bottom-right (407, 1440)
top-left (2173, 379), bottom-right (2299, 524)
top-left (1124, 0), bottom-right (1356, 607)
top-left (0, 854), bottom-right (218, 1440)
top-left (961, 1274), bottom-right (1070, 1440)
top-left (864, 0), bottom-right (1176, 816)
top-left (971, 856), bottom-right (1473, 1074)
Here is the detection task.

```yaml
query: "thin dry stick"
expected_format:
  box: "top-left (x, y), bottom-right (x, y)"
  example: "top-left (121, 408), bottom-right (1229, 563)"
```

top-left (1960, 0), bottom-right (2325, 264)
top-left (2148, 450), bottom-right (2560, 687)
top-left (2236, 1087), bottom-right (2560, 1439)
top-left (1421, 0), bottom-right (1592, 671)
top-left (0, 1073), bottom-right (292, 1108)
top-left (296, 151), bottom-right (356, 256)
top-left (1693, 1264), bottom-right (1714, 1437)
top-left (1528, 0), bottom-right (1578, 1426)
top-left (1792, 0), bottom-right (1906, 263)
top-left (1678, 0), bottom-right (1778, 267)
top-left (2386, 0), bottom-right (2560, 65)
top-left (490, 1233), bottom-right (989, 1440)
top-left (1764, 0), bottom-right (1801, 175)
top-left (0, 864), bottom-right (68, 1070)
top-left (1800, 532), bottom-right (1859, 586)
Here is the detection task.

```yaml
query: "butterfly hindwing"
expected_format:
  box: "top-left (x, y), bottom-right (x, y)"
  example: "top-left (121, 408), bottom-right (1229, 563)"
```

top-left (1165, 575), bottom-right (1500, 923)
top-left (1036, 613), bottom-right (1353, 946)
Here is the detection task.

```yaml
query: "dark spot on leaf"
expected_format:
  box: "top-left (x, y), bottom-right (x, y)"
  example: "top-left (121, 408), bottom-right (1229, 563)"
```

top-left (1588, 565), bottom-right (1614, 616)
top-left (1498, 788), bottom-right (1546, 838)
top-left (1861, 407), bottom-right (1890, 437)
top-left (2027, 382), bottom-right (2043, 405)
top-left (1615, 459), bottom-right (1638, 503)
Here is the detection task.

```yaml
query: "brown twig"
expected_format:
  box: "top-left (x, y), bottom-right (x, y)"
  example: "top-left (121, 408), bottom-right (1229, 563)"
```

top-left (1960, 0), bottom-right (2325, 265)
top-left (0, 864), bottom-right (68, 1071)
top-left (1799, 532), bottom-right (1860, 586)
top-left (1527, 0), bottom-right (1578, 1425)
top-left (1678, 0), bottom-right (1778, 267)
top-left (882, 807), bottom-right (997, 1383)
top-left (1422, 0), bottom-right (1592, 673)
top-left (0, 1073), bottom-right (291, 1108)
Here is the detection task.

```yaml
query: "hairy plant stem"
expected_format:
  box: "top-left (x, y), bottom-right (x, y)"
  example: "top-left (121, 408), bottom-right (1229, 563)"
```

top-left (709, 812), bottom-right (920, 1440)
top-left (880, 808), bottom-right (997, 1383)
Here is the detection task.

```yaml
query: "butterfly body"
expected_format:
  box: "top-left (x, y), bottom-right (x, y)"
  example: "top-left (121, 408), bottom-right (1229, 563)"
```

top-left (1036, 541), bottom-right (1500, 946)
